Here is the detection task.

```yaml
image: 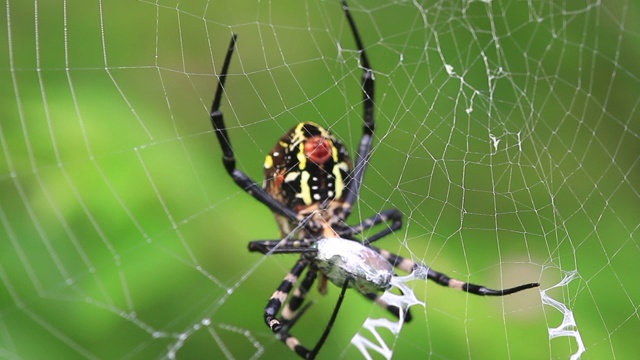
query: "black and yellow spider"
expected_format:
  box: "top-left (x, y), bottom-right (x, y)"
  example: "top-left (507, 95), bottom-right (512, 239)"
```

top-left (208, 1), bottom-right (539, 358)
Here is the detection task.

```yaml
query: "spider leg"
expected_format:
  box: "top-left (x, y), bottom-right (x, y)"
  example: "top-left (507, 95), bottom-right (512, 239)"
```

top-left (249, 239), bottom-right (320, 324)
top-left (372, 247), bottom-right (540, 296)
top-left (308, 278), bottom-right (349, 359)
top-left (263, 258), bottom-right (349, 359)
top-left (210, 34), bottom-right (299, 223)
top-left (341, 0), bottom-right (375, 214)
top-left (337, 208), bottom-right (403, 245)
top-left (248, 239), bottom-right (318, 255)
top-left (264, 259), bottom-right (308, 333)
top-left (361, 290), bottom-right (413, 322)
top-left (279, 278), bottom-right (350, 359)
top-left (281, 268), bottom-right (318, 323)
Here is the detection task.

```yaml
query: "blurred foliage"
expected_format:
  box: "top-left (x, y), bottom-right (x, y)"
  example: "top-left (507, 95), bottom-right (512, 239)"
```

top-left (1, 0), bottom-right (639, 359)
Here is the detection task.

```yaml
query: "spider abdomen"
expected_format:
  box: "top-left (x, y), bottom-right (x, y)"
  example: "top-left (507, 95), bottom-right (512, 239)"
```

top-left (263, 122), bottom-right (352, 212)
top-left (314, 238), bottom-right (393, 293)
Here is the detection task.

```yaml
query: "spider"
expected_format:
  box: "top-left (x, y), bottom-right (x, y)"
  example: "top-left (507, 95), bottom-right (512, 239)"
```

top-left (208, 1), bottom-right (539, 358)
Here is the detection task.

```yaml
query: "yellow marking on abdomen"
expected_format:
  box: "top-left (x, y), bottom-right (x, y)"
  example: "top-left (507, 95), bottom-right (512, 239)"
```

top-left (264, 155), bottom-right (273, 169)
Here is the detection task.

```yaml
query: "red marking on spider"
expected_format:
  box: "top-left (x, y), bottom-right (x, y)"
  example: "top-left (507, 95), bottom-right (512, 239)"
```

top-left (275, 170), bottom-right (285, 188)
top-left (304, 136), bottom-right (332, 164)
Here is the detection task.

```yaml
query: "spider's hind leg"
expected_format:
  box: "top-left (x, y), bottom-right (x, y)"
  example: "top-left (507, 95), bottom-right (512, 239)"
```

top-left (209, 34), bottom-right (300, 223)
top-left (361, 291), bottom-right (413, 322)
top-left (372, 247), bottom-right (540, 296)
top-left (264, 259), bottom-right (308, 333)
top-left (280, 268), bottom-right (318, 325)
top-left (269, 274), bottom-right (350, 360)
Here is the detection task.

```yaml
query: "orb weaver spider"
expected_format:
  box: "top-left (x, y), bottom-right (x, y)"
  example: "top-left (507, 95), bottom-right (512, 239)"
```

top-left (208, 1), bottom-right (539, 358)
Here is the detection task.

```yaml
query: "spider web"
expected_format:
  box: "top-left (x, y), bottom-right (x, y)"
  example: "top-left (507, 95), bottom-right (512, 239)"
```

top-left (1, 0), bottom-right (638, 359)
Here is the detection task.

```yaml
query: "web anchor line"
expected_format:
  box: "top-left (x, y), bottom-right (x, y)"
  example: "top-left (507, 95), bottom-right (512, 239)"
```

top-left (541, 270), bottom-right (585, 360)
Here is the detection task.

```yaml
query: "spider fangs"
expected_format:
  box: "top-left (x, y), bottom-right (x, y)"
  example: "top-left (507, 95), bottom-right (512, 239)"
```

top-left (207, 1), bottom-right (540, 359)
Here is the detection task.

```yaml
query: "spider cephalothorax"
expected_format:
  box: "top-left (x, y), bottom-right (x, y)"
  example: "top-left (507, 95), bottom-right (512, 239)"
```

top-left (207, 1), bottom-right (539, 359)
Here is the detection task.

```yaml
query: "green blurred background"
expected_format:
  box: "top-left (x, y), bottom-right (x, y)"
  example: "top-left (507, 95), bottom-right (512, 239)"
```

top-left (1, 0), bottom-right (638, 359)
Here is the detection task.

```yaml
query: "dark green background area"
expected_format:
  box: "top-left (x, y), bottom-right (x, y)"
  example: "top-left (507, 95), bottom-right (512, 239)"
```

top-left (1, 0), bottom-right (638, 359)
